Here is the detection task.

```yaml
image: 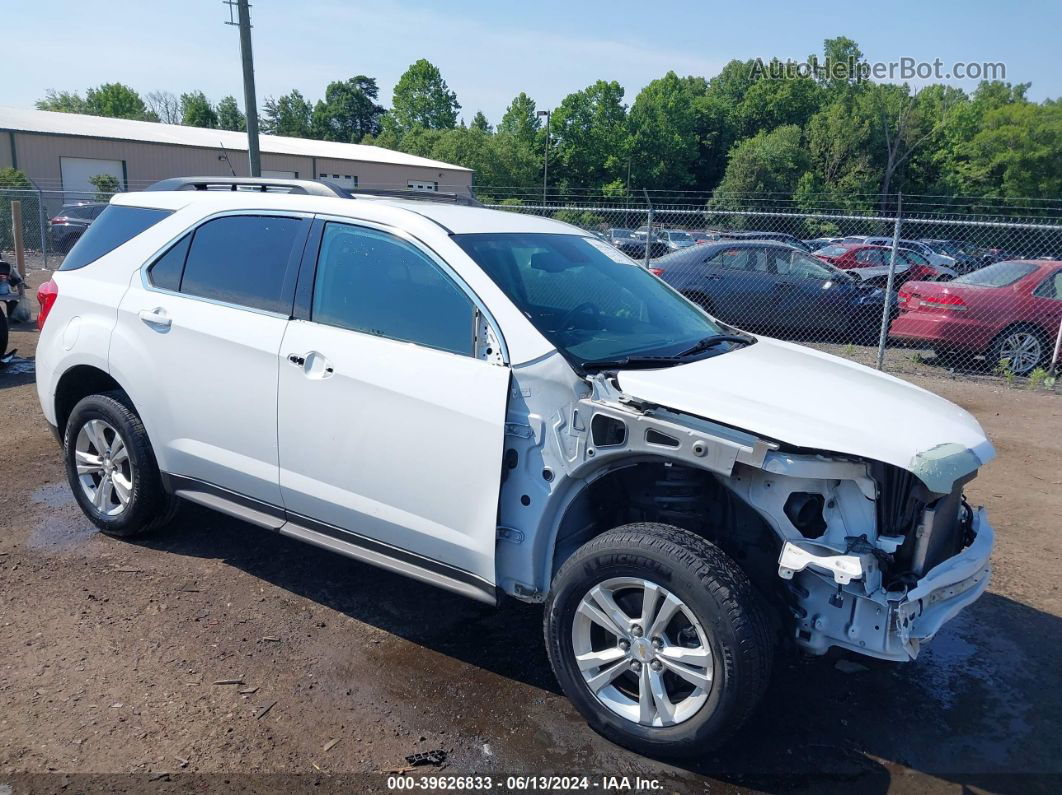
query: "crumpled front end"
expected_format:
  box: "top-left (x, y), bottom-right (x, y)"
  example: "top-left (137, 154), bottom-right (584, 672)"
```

top-left (782, 508), bottom-right (992, 661)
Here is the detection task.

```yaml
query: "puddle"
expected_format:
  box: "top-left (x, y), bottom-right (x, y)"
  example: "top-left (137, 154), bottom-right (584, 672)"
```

top-left (31, 483), bottom-right (75, 510)
top-left (0, 356), bottom-right (35, 375)
top-left (27, 483), bottom-right (95, 550)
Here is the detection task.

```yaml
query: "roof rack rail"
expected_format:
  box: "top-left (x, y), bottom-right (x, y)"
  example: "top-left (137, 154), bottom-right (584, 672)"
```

top-left (342, 187), bottom-right (483, 208)
top-left (144, 176), bottom-right (347, 197)
top-left (144, 176), bottom-right (484, 207)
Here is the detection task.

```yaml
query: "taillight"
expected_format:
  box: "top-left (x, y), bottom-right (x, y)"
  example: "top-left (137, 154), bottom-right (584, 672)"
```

top-left (37, 279), bottom-right (58, 329)
top-left (648, 267), bottom-right (664, 277)
top-left (898, 288), bottom-right (912, 310)
top-left (920, 292), bottom-right (967, 311)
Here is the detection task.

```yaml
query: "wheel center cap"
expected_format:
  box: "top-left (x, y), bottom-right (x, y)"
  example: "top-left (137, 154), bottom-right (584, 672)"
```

top-left (632, 638), bottom-right (654, 663)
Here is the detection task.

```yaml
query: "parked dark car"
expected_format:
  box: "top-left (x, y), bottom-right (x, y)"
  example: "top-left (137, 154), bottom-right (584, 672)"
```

top-left (717, 230), bottom-right (813, 251)
top-left (606, 227), bottom-right (637, 246)
top-left (49, 202), bottom-right (108, 253)
top-left (617, 231), bottom-right (670, 260)
top-left (652, 241), bottom-right (894, 342)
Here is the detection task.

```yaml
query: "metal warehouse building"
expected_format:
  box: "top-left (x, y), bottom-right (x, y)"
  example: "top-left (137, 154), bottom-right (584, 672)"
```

top-left (0, 106), bottom-right (473, 201)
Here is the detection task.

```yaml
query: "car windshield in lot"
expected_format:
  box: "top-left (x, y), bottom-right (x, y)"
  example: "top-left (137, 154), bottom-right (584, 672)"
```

top-left (816, 245), bottom-right (849, 257)
top-left (667, 231), bottom-right (693, 242)
top-left (454, 232), bottom-right (731, 369)
top-left (953, 261), bottom-right (1037, 287)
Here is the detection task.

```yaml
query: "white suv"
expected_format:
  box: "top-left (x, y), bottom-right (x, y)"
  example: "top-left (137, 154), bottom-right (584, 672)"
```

top-left (35, 178), bottom-right (996, 757)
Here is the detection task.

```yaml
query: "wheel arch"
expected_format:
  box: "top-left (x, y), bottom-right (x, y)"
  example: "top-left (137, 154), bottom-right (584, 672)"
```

top-left (54, 364), bottom-right (130, 439)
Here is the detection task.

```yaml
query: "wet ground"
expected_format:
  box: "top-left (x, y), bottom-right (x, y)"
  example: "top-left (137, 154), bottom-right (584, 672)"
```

top-left (1, 298), bottom-right (1060, 793)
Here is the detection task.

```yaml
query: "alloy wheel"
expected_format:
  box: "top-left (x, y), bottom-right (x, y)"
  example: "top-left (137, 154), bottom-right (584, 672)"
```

top-left (74, 419), bottom-right (133, 516)
top-left (998, 331), bottom-right (1042, 375)
top-left (572, 577), bottom-right (713, 727)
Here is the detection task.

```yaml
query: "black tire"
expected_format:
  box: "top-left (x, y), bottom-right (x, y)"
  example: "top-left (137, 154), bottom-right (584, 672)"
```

top-left (0, 308), bottom-right (8, 355)
top-left (544, 523), bottom-right (773, 758)
top-left (988, 325), bottom-right (1047, 376)
top-left (63, 391), bottom-right (178, 538)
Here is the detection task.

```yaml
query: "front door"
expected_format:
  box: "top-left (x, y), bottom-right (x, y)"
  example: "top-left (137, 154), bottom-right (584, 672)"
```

top-left (276, 221), bottom-right (510, 588)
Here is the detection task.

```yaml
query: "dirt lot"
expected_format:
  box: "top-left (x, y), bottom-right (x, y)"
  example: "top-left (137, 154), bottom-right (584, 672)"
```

top-left (1, 276), bottom-right (1060, 793)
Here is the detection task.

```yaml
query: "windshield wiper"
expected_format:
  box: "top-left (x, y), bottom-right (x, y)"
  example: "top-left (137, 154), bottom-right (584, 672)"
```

top-left (580, 355), bottom-right (681, 372)
top-left (675, 334), bottom-right (752, 357)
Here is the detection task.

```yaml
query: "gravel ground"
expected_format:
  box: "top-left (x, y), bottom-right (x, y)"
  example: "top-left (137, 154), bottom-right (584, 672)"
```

top-left (1, 274), bottom-right (1060, 794)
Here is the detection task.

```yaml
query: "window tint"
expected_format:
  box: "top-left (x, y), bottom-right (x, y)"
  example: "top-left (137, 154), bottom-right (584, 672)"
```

top-left (59, 205), bottom-right (172, 271)
top-left (312, 223), bottom-right (474, 355)
top-left (180, 215), bottom-right (301, 313)
top-left (1033, 271), bottom-right (1062, 299)
top-left (147, 234), bottom-right (191, 292)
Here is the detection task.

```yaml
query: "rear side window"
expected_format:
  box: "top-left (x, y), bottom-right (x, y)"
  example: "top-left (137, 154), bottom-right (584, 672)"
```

top-left (147, 234), bottom-right (191, 292)
top-left (954, 261), bottom-right (1037, 287)
top-left (180, 215), bottom-right (302, 313)
top-left (59, 205), bottom-right (171, 271)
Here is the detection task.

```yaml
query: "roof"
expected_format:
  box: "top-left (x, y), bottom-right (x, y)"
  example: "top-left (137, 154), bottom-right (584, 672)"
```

top-left (111, 188), bottom-right (581, 236)
top-left (0, 106), bottom-right (472, 172)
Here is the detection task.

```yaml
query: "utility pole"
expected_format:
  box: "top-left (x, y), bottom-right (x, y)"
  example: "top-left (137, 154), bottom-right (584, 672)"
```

top-left (226, 0), bottom-right (261, 176)
top-left (537, 109), bottom-right (551, 205)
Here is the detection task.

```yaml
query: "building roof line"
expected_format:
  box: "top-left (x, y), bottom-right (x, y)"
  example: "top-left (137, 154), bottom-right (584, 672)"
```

top-left (0, 106), bottom-right (472, 172)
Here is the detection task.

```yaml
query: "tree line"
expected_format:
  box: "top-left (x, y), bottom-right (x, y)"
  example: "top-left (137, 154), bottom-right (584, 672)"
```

top-left (34, 38), bottom-right (1062, 209)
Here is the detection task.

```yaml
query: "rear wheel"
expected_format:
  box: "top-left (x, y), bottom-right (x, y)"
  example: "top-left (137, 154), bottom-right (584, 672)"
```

top-left (63, 392), bottom-right (177, 537)
top-left (544, 523), bottom-right (773, 757)
top-left (990, 327), bottom-right (1046, 376)
top-left (0, 308), bottom-right (8, 355)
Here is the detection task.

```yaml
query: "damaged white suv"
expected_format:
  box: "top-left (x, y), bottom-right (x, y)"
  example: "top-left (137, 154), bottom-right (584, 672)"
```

top-left (35, 178), bottom-right (995, 757)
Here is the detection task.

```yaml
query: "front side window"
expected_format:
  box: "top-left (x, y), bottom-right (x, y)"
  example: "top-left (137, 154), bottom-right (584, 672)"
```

top-left (312, 223), bottom-right (475, 356)
top-left (59, 205), bottom-right (172, 271)
top-left (772, 249), bottom-right (836, 280)
top-left (180, 215), bottom-right (301, 312)
top-left (454, 233), bottom-right (726, 367)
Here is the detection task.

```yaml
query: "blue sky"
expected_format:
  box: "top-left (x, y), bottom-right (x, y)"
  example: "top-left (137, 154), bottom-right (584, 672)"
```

top-left (7, 0), bottom-right (1060, 122)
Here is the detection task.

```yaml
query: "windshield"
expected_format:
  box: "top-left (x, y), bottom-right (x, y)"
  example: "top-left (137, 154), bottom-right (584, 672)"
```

top-left (454, 233), bottom-right (727, 368)
top-left (610, 228), bottom-right (634, 239)
top-left (954, 261), bottom-right (1037, 287)
top-left (667, 231), bottom-right (693, 242)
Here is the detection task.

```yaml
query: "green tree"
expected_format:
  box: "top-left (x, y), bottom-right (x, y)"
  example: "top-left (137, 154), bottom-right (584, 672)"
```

top-left (0, 168), bottom-right (32, 250)
top-left (391, 59), bottom-right (460, 131)
top-left (83, 83), bottom-right (156, 120)
top-left (35, 90), bottom-right (87, 113)
top-left (550, 80), bottom-right (630, 190)
top-left (497, 92), bottom-right (541, 142)
top-left (262, 90), bottom-right (313, 137)
top-left (310, 76), bottom-right (385, 142)
top-left (736, 63), bottom-right (823, 138)
top-left (88, 173), bottom-right (121, 201)
top-left (963, 101), bottom-right (1062, 198)
top-left (471, 111), bottom-right (492, 133)
top-left (628, 72), bottom-right (717, 188)
top-left (713, 124), bottom-right (809, 201)
top-left (180, 91), bottom-right (218, 128)
top-left (216, 96), bottom-right (246, 131)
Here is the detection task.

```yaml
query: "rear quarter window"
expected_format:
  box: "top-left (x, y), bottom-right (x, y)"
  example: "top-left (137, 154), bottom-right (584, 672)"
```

top-left (59, 205), bottom-right (172, 271)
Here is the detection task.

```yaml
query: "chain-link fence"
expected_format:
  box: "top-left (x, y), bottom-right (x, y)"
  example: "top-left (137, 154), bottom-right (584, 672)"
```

top-left (2, 186), bottom-right (1060, 385)
top-left (482, 197), bottom-right (1062, 384)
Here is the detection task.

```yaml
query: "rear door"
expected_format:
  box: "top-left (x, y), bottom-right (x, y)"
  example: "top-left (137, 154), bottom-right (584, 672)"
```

top-left (275, 219), bottom-right (509, 590)
top-left (112, 212), bottom-right (309, 505)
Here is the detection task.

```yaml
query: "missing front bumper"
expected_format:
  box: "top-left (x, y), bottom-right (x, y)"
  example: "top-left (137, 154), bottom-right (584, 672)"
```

top-left (788, 508), bottom-right (993, 661)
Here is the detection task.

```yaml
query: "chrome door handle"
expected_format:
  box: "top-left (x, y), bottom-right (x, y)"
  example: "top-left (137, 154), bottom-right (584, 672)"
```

top-left (138, 308), bottom-right (172, 328)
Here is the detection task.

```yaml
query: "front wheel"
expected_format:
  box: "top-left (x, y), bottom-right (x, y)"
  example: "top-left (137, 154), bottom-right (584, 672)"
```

top-left (544, 523), bottom-right (773, 758)
top-left (63, 392), bottom-right (178, 537)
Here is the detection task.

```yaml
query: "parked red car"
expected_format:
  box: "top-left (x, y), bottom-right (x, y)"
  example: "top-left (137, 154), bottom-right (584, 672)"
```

top-left (890, 260), bottom-right (1062, 374)
top-left (814, 243), bottom-right (950, 283)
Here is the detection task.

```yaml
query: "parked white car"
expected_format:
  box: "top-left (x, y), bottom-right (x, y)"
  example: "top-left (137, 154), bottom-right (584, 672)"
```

top-left (36, 178), bottom-right (995, 757)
